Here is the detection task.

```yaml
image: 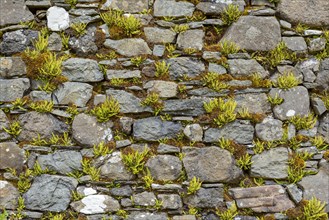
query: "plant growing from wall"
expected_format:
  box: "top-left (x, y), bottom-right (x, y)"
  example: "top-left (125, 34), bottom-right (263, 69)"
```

top-left (93, 142), bottom-right (113, 157)
top-left (187, 176), bottom-right (202, 195)
top-left (11, 97), bottom-right (29, 111)
top-left (275, 72), bottom-right (301, 89)
top-left (3, 121), bottom-right (21, 137)
top-left (154, 61), bottom-right (170, 78)
top-left (121, 148), bottom-right (150, 175)
top-left (218, 40), bottom-right (240, 56)
top-left (81, 158), bottom-right (100, 181)
top-left (222, 4), bottom-right (241, 25)
top-left (171, 24), bottom-right (189, 33)
top-left (251, 73), bottom-right (272, 88)
top-left (301, 197), bottom-right (328, 220)
top-left (216, 203), bottom-right (238, 219)
top-left (311, 136), bottom-right (328, 150)
top-left (29, 100), bottom-right (54, 113)
top-left (70, 22), bottom-right (88, 37)
top-left (141, 92), bottom-right (163, 116)
top-left (142, 168), bottom-right (154, 190)
top-left (288, 113), bottom-right (317, 130)
top-left (90, 97), bottom-right (120, 123)
top-left (203, 98), bottom-right (237, 127)
top-left (202, 72), bottom-right (231, 92)
top-left (237, 153), bottom-right (253, 170)
top-left (268, 93), bottom-right (284, 105)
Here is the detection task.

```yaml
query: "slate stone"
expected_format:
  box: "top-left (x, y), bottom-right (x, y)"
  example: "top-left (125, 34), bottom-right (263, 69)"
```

top-left (173, 216), bottom-right (196, 220)
top-left (183, 187), bottom-right (224, 208)
top-left (235, 93), bottom-right (271, 115)
top-left (0, 110), bottom-right (11, 141)
top-left (23, 174), bottom-right (78, 212)
top-left (0, 78), bottom-right (30, 102)
top-left (228, 59), bottom-right (268, 78)
top-left (196, 0), bottom-right (245, 15)
top-left (132, 192), bottom-right (157, 207)
top-left (282, 37), bottom-right (307, 52)
top-left (69, 26), bottom-right (98, 56)
top-left (153, 0), bottom-right (195, 17)
top-left (145, 155), bottom-right (182, 181)
top-left (143, 80), bottom-right (177, 98)
top-left (127, 212), bottom-right (168, 220)
top-left (72, 113), bottom-right (113, 147)
top-left (183, 124), bottom-right (203, 142)
top-left (0, 57), bottom-right (26, 78)
top-left (0, 181), bottom-right (20, 210)
top-left (308, 38), bottom-right (327, 53)
top-left (177, 29), bottom-right (204, 51)
top-left (106, 70), bottom-right (141, 80)
top-left (182, 146), bottom-right (244, 183)
top-left (29, 91), bottom-right (52, 102)
top-left (221, 16), bottom-right (281, 51)
top-left (0, 0), bottom-right (34, 27)
top-left (158, 194), bottom-right (182, 209)
top-left (167, 57), bottom-right (205, 79)
top-left (0, 142), bottom-right (25, 173)
top-left (70, 195), bottom-right (120, 214)
top-left (144, 27), bottom-right (176, 44)
top-left (101, 0), bottom-right (148, 13)
top-left (18, 111), bottom-right (68, 142)
top-left (0, 30), bottom-right (38, 55)
top-left (318, 112), bottom-right (329, 143)
top-left (47, 6), bottom-right (70, 31)
top-left (251, 147), bottom-right (289, 179)
top-left (311, 97), bottom-right (327, 116)
top-left (47, 32), bottom-right (62, 52)
top-left (133, 117), bottom-right (183, 141)
top-left (110, 185), bottom-right (133, 197)
top-left (315, 58), bottom-right (329, 91)
top-left (163, 98), bottom-right (206, 116)
top-left (157, 143), bottom-right (180, 154)
top-left (255, 117), bottom-right (283, 141)
top-left (286, 184), bottom-right (303, 204)
top-left (104, 38), bottom-right (152, 57)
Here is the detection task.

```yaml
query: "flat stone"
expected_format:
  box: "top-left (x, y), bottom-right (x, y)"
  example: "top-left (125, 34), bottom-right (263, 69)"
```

top-left (286, 184), bottom-right (303, 204)
top-left (221, 16), bottom-right (281, 52)
top-left (127, 212), bottom-right (168, 220)
top-left (282, 37), bottom-right (307, 52)
top-left (162, 98), bottom-right (206, 117)
top-left (109, 185), bottom-right (133, 197)
top-left (311, 97), bottom-right (327, 116)
top-left (173, 216), bottom-right (196, 220)
top-left (70, 195), bottom-right (120, 214)
top-left (29, 91), bottom-right (52, 102)
top-left (104, 38), bottom-right (152, 57)
top-left (106, 70), bottom-right (141, 80)
top-left (0, 57), bottom-right (26, 78)
top-left (182, 146), bottom-right (244, 183)
top-left (167, 57), bottom-right (205, 79)
top-left (196, 0), bottom-right (245, 15)
top-left (153, 0), bottom-right (195, 17)
top-left (308, 38), bottom-right (326, 53)
top-left (255, 117), bottom-right (283, 141)
top-left (177, 29), bottom-right (204, 51)
top-left (208, 63), bottom-right (227, 74)
top-left (144, 27), bottom-right (176, 44)
top-left (47, 6), bottom-right (70, 31)
top-left (183, 187), bottom-right (224, 208)
top-left (0, 30), bottom-right (38, 55)
top-left (132, 192), bottom-right (156, 207)
top-left (0, 181), bottom-right (20, 210)
top-left (145, 155), bottom-right (182, 181)
top-left (252, 194), bottom-right (295, 213)
top-left (72, 113), bottom-right (113, 147)
top-left (251, 147), bottom-right (289, 179)
top-left (0, 142), bottom-right (25, 173)
top-left (101, 0), bottom-right (148, 13)
top-left (0, 0), bottom-right (34, 27)
top-left (230, 185), bottom-right (286, 199)
top-left (184, 124), bottom-right (203, 142)
top-left (157, 194), bottom-right (182, 209)
top-left (153, 45), bottom-right (166, 57)
top-left (143, 80), bottom-right (177, 98)
top-left (228, 59), bottom-right (268, 78)
top-left (157, 143), bottom-right (180, 154)
top-left (23, 174), bottom-right (78, 212)
top-left (235, 93), bottom-right (271, 114)
top-left (0, 78), bottom-right (30, 102)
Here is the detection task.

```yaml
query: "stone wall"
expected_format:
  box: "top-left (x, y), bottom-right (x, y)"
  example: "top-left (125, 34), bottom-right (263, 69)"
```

top-left (0, 0), bottom-right (328, 219)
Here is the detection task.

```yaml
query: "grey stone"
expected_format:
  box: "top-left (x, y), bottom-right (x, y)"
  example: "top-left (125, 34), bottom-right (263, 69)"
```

top-left (104, 38), bottom-right (152, 57)
top-left (158, 194), bottom-right (182, 209)
top-left (221, 16), bottom-right (281, 52)
top-left (315, 58), bottom-right (329, 91)
top-left (250, 8), bottom-right (275, 16)
top-left (18, 111), bottom-right (68, 142)
top-left (255, 117), bottom-right (283, 141)
top-left (183, 124), bottom-right (203, 142)
top-left (202, 51), bottom-right (222, 61)
top-left (282, 37), bottom-right (307, 52)
top-left (184, 187), bottom-right (224, 208)
top-left (204, 120), bottom-right (255, 145)
top-left (0, 110), bottom-right (11, 141)
top-left (120, 117), bottom-right (134, 134)
top-left (132, 192), bottom-right (156, 207)
top-left (25, 0), bottom-right (51, 9)
top-left (318, 112), bottom-right (329, 143)
top-left (208, 63), bottom-right (227, 74)
top-left (48, 32), bottom-right (62, 52)
top-left (280, 20), bottom-right (292, 29)
top-left (228, 59), bottom-right (268, 78)
top-left (157, 143), bottom-right (180, 154)
top-left (133, 117), bottom-right (182, 141)
top-left (101, 0), bottom-right (148, 13)
top-left (269, 86), bottom-right (310, 120)
top-left (286, 184), bottom-right (303, 204)
top-left (37, 150), bottom-right (82, 174)
top-left (167, 57), bottom-right (205, 79)
top-left (277, 0), bottom-right (329, 27)
top-left (177, 29), bottom-right (204, 51)
top-left (106, 70), bottom-right (141, 80)
top-left (0, 78), bottom-right (30, 102)
top-left (308, 38), bottom-right (326, 53)
top-left (0, 29), bottom-right (38, 55)
top-left (182, 146), bottom-right (243, 183)
top-left (145, 155), bottom-right (182, 181)
top-left (251, 147), bottom-right (289, 179)
top-left (153, 45), bottom-right (166, 57)
top-left (196, 0), bottom-right (245, 15)
top-left (153, 0), bottom-right (194, 17)
top-left (71, 195), bottom-right (120, 214)
top-left (116, 139), bottom-right (131, 148)
top-left (0, 57), bottom-right (26, 78)
top-left (24, 174), bottom-right (78, 212)
top-left (110, 185), bottom-right (133, 197)
top-left (53, 82), bottom-right (93, 107)
top-left (311, 97), bottom-right (327, 116)
top-left (0, 181), bottom-right (20, 210)
top-left (69, 9), bottom-right (98, 16)
top-left (0, 0), bottom-right (34, 27)
top-left (62, 58), bottom-right (104, 82)
top-left (47, 6), bottom-right (70, 31)
top-left (143, 80), bottom-right (177, 98)
top-left (173, 216), bottom-right (196, 220)
top-left (127, 212), bottom-right (168, 220)
top-left (296, 58), bottom-right (320, 82)
top-left (163, 98), bottom-right (206, 116)
top-left (72, 113), bottom-right (113, 147)
top-left (69, 26), bottom-right (98, 56)
top-left (144, 27), bottom-right (176, 44)
top-left (29, 91), bottom-right (52, 102)
top-left (0, 142), bottom-right (25, 173)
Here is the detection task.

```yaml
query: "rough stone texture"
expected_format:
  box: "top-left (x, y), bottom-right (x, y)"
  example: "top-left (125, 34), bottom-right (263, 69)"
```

top-left (228, 59), bottom-right (268, 78)
top-left (177, 29), bottom-right (204, 51)
top-left (72, 113), bottom-right (113, 147)
top-left (0, 142), bottom-right (25, 173)
top-left (0, 57), bottom-right (26, 78)
top-left (106, 70), bottom-right (141, 80)
top-left (255, 117), bottom-right (283, 141)
top-left (0, 78), bottom-right (30, 102)
top-left (132, 192), bottom-right (157, 207)
top-left (104, 38), bottom-right (152, 57)
top-left (277, 0), bottom-right (329, 27)
top-left (158, 194), bottom-right (182, 209)
top-left (196, 0), bottom-right (245, 15)
top-left (127, 212), bottom-right (168, 220)
top-left (47, 6), bottom-right (70, 31)
top-left (235, 93), bottom-right (271, 114)
top-left (182, 146), bottom-right (244, 183)
top-left (221, 16), bottom-right (281, 51)
top-left (308, 38), bottom-right (326, 53)
top-left (269, 86), bottom-right (310, 120)
top-left (0, 30), bottom-right (38, 55)
top-left (183, 124), bottom-right (203, 142)
top-left (69, 26), bottom-right (98, 56)
top-left (0, 0), bottom-right (34, 27)
top-left (18, 111), bottom-right (68, 142)
top-left (318, 112), bottom-right (329, 143)
top-left (144, 27), bottom-right (176, 44)
top-left (163, 98), bottom-right (206, 116)
top-left (184, 187), bottom-right (224, 208)
top-left (145, 155), bottom-right (182, 181)
top-left (0, 110), bottom-right (11, 141)
top-left (70, 195), bottom-right (120, 214)
top-left (0, 181), bottom-right (20, 210)
top-left (286, 184), bottom-right (303, 204)
top-left (48, 32), bottom-right (62, 52)
top-left (133, 117), bottom-right (183, 141)
top-left (102, 0), bottom-right (148, 13)
top-left (143, 80), bottom-right (177, 98)
top-left (167, 57), bottom-right (205, 79)
top-left (154, 0), bottom-right (195, 17)
top-left (315, 58), bottom-right (329, 91)
top-left (251, 147), bottom-right (289, 179)
top-left (23, 175), bottom-right (78, 212)
top-left (282, 37), bottom-right (307, 52)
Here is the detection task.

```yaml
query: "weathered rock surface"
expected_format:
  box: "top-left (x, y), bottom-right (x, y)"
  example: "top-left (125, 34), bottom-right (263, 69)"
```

top-left (282, 37), bottom-right (307, 52)
top-left (102, 0), bottom-right (148, 13)
top-left (184, 187), bottom-right (224, 208)
top-left (228, 59), bottom-right (268, 78)
top-left (315, 58), bottom-right (329, 91)
top-left (0, 30), bottom-right (38, 55)
top-left (0, 142), bottom-right (25, 172)
top-left (104, 38), bottom-right (152, 57)
top-left (177, 29), bottom-right (204, 51)
top-left (0, 0), bottom-right (34, 27)
top-left (0, 78), bottom-right (30, 102)
top-left (196, 0), bottom-right (245, 15)
top-left (70, 195), bottom-right (120, 214)
top-left (158, 194), bottom-right (182, 209)
top-left (163, 98), bottom-right (206, 116)
top-left (318, 112), bottom-right (329, 143)
top-left (0, 57), bottom-right (26, 78)
top-left (167, 57), bottom-right (205, 79)
top-left (235, 93), bottom-right (271, 115)
top-left (145, 155), bottom-right (182, 181)
top-left (0, 110), bottom-right (11, 141)
top-left (143, 80), bottom-right (177, 98)
top-left (69, 26), bottom-right (98, 56)
top-left (47, 6), bottom-right (70, 31)
top-left (255, 117), bottom-right (283, 141)
top-left (144, 27), bottom-right (176, 44)
top-left (0, 181), bottom-right (20, 210)
top-left (127, 212), bottom-right (168, 220)
top-left (153, 0), bottom-right (195, 17)
top-left (106, 70), bottom-right (141, 80)
top-left (183, 124), bottom-right (203, 142)
top-left (132, 191), bottom-right (157, 207)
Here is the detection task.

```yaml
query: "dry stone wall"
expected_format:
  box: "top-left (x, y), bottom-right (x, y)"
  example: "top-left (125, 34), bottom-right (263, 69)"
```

top-left (0, 0), bottom-right (329, 219)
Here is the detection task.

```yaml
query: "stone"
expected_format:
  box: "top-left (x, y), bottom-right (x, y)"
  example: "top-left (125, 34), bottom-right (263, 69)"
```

top-left (24, 174), bottom-right (78, 212)
top-left (208, 63), bottom-right (227, 74)
top-left (269, 86), bottom-right (310, 120)
top-left (153, 0), bottom-right (194, 17)
top-left (173, 216), bottom-right (196, 220)
top-left (0, 78), bottom-right (30, 102)
top-left (286, 184), bottom-right (303, 204)
top-left (183, 124), bottom-right (203, 142)
top-left (77, 187), bottom-right (97, 197)
top-left (25, 0), bottom-right (51, 8)
top-left (228, 59), bottom-right (268, 78)
top-left (0, 0), bottom-right (34, 27)
top-left (315, 58), bottom-right (329, 91)
top-left (72, 113), bottom-right (113, 147)
top-left (106, 70), bottom-right (141, 80)
top-left (282, 37), bottom-right (307, 52)
top-left (101, 0), bottom-right (148, 13)
top-left (29, 91), bottom-right (52, 102)
top-left (144, 27), bottom-right (176, 44)
top-left (0, 142), bottom-right (25, 173)
top-left (277, 0), bottom-right (329, 27)
top-left (0, 30), bottom-right (38, 55)
top-left (235, 93), bottom-right (271, 114)
top-left (47, 32), bottom-right (62, 52)
top-left (311, 97), bottom-right (327, 116)
top-left (204, 120), bottom-right (255, 145)
top-left (308, 38), bottom-right (327, 53)
top-left (182, 146), bottom-right (243, 183)
top-left (0, 110), bottom-right (11, 141)
top-left (157, 143), bottom-right (180, 154)
top-left (47, 6), bottom-right (70, 31)
top-left (132, 192), bottom-right (156, 207)
top-left (70, 195), bottom-right (120, 214)
top-left (153, 45), bottom-right (166, 57)
top-left (110, 185), bottom-right (133, 197)
top-left (53, 82), bottom-right (93, 107)
top-left (251, 147), bottom-right (289, 179)
top-left (145, 155), bottom-right (182, 181)
top-left (37, 150), bottom-right (82, 174)
top-left (221, 16), bottom-right (281, 51)
top-left (143, 80), bottom-right (177, 98)
top-left (0, 181), bottom-right (19, 211)
top-left (177, 29), bottom-right (204, 51)
top-left (163, 98), bottom-right (206, 116)
top-left (196, 0), bottom-right (245, 15)
top-left (255, 117), bottom-right (283, 141)
top-left (0, 57), bottom-right (26, 78)
top-left (318, 113), bottom-right (329, 143)
top-left (18, 111), bottom-right (68, 142)
top-left (184, 187), bottom-right (224, 208)
top-left (167, 57), bottom-right (205, 79)
top-left (62, 58), bottom-right (104, 82)
top-left (127, 212), bottom-right (168, 220)
top-left (133, 117), bottom-right (183, 141)
top-left (158, 194), bottom-right (182, 209)
top-left (104, 38), bottom-right (152, 57)
top-left (120, 117), bottom-right (134, 134)
top-left (69, 26), bottom-right (98, 56)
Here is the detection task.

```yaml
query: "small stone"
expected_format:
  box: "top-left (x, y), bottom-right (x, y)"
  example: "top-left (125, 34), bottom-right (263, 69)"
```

top-left (311, 97), bottom-right (327, 116)
top-left (106, 70), bottom-right (141, 80)
top-left (145, 155), bottom-right (182, 181)
top-left (235, 93), bottom-right (271, 115)
top-left (167, 57), bottom-right (205, 79)
top-left (157, 143), bottom-right (180, 154)
top-left (0, 30), bottom-right (38, 55)
top-left (315, 58), bottom-right (329, 91)
top-left (104, 38), bottom-right (152, 57)
top-left (318, 112), bottom-right (329, 143)
top-left (110, 185), bottom-right (133, 197)
top-left (0, 110), bottom-right (11, 141)
top-left (0, 181), bottom-right (20, 209)
top-left (280, 20), bottom-right (292, 29)
top-left (208, 63), bottom-right (227, 74)
top-left (308, 38), bottom-right (326, 53)
top-left (48, 32), bottom-right (62, 52)
top-left (228, 59), bottom-right (268, 78)
top-left (184, 187), bottom-right (224, 208)
top-left (153, 0), bottom-right (194, 17)
top-left (144, 80), bottom-right (177, 98)
top-left (127, 212), bottom-right (168, 220)
top-left (29, 91), bottom-right (52, 102)
top-left (144, 27), bottom-right (176, 44)
top-left (196, 0), bottom-right (245, 15)
top-left (0, 78), bottom-right (30, 102)
top-left (158, 194), bottom-right (182, 209)
top-left (153, 45), bottom-right (166, 57)
top-left (282, 37), bottom-right (307, 52)
top-left (70, 195), bottom-right (120, 214)
top-left (286, 184), bottom-right (303, 204)
top-left (173, 215), bottom-right (196, 220)
top-left (120, 117), bottom-right (134, 134)
top-left (116, 139), bottom-right (131, 148)
top-left (132, 192), bottom-right (156, 207)
top-left (177, 29), bottom-right (204, 51)
top-left (101, 0), bottom-right (148, 13)
top-left (255, 117), bottom-right (283, 141)
top-left (47, 6), bottom-right (70, 31)
top-left (69, 26), bottom-right (98, 56)
top-left (0, 57), bottom-right (26, 78)
top-left (183, 124), bottom-right (203, 142)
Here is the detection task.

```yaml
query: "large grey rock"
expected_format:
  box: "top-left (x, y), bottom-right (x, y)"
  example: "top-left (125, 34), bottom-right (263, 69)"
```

top-left (71, 195), bottom-right (120, 214)
top-left (177, 29), bottom-right (204, 51)
top-left (0, 57), bottom-right (26, 78)
top-left (282, 37), bottom-right (307, 52)
top-left (221, 16), bottom-right (281, 51)
top-left (182, 146), bottom-right (244, 183)
top-left (62, 58), bottom-right (103, 82)
top-left (167, 57), bottom-right (205, 79)
top-left (133, 192), bottom-right (157, 207)
top-left (47, 6), bottom-right (70, 31)
top-left (127, 212), bottom-right (168, 220)
top-left (18, 111), bottom-right (68, 142)
top-left (37, 150), bottom-right (82, 174)
top-left (269, 86), bottom-right (310, 120)
top-left (184, 187), bottom-right (224, 208)
top-left (0, 181), bottom-right (20, 210)
top-left (0, 78), bottom-right (30, 102)
top-left (101, 0), bottom-right (148, 13)
top-left (53, 82), bottom-right (93, 107)
top-left (145, 155), bottom-right (182, 181)
top-left (0, 142), bottom-right (25, 173)
top-left (0, 0), bottom-right (34, 27)
top-left (23, 174), bottom-right (78, 212)
top-left (158, 194), bottom-right (182, 209)
top-left (133, 117), bottom-right (183, 141)
top-left (315, 58), bottom-right (329, 91)
top-left (196, 0), bottom-right (245, 15)
top-left (255, 117), bottom-right (283, 141)
top-left (143, 80), bottom-right (177, 98)
top-left (0, 30), bottom-right (38, 55)
top-left (235, 93), bottom-right (271, 115)
top-left (104, 38), bottom-right (152, 57)
top-left (72, 113), bottom-right (113, 147)
top-left (228, 59), bottom-right (268, 78)
top-left (69, 26), bottom-right (98, 56)
top-left (153, 0), bottom-right (195, 17)
top-left (0, 110), bottom-right (11, 141)
top-left (277, 0), bottom-right (329, 27)
top-left (251, 147), bottom-right (289, 179)
top-left (163, 98), bottom-right (206, 116)
top-left (144, 27), bottom-right (176, 44)
top-left (204, 120), bottom-right (255, 145)
top-left (318, 112), bottom-right (329, 143)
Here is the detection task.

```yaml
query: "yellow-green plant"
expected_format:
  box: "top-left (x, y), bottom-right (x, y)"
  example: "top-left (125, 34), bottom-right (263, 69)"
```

top-left (116, 209), bottom-right (128, 219)
top-left (287, 153), bottom-right (307, 183)
top-left (142, 168), bottom-right (154, 190)
top-left (60, 32), bottom-right (70, 49)
top-left (71, 190), bottom-right (84, 201)
top-left (301, 197), bottom-right (328, 220)
top-left (93, 142), bottom-right (113, 157)
top-left (251, 73), bottom-right (272, 88)
top-left (218, 137), bottom-right (235, 154)
top-left (110, 78), bottom-right (125, 86)
top-left (90, 97), bottom-right (120, 122)
top-left (81, 158), bottom-right (100, 181)
top-left (96, 51), bottom-right (118, 60)
top-left (29, 100), bottom-right (54, 113)
top-left (11, 97), bottom-right (29, 111)
top-left (321, 92), bottom-right (329, 110)
top-left (222, 4), bottom-right (241, 25)
top-left (187, 176), bottom-right (202, 195)
top-left (311, 136), bottom-right (328, 150)
top-left (3, 121), bottom-right (21, 137)
top-left (253, 177), bottom-right (265, 186)
top-left (155, 61), bottom-right (170, 78)
top-left (34, 31), bottom-right (49, 53)
top-left (119, 15), bottom-right (142, 37)
top-left (165, 44), bottom-right (178, 58)
top-left (65, 0), bottom-right (78, 8)
top-left (171, 24), bottom-right (189, 33)
top-left (216, 203), bottom-right (238, 219)
top-left (275, 72), bottom-right (301, 89)
top-left (32, 161), bottom-right (54, 176)
top-left (295, 23), bottom-right (309, 35)
top-left (71, 22), bottom-right (87, 37)
top-left (183, 48), bottom-right (198, 55)
top-left (121, 148), bottom-right (149, 175)
top-left (268, 0), bottom-right (280, 3)
top-left (253, 139), bottom-right (265, 154)
top-left (237, 107), bottom-right (251, 119)
top-left (0, 209), bottom-right (8, 219)
top-left (268, 93), bottom-right (284, 105)
top-left (289, 113), bottom-right (317, 130)
top-left (219, 40), bottom-right (240, 56)
top-left (204, 98), bottom-right (237, 127)
top-left (131, 56), bottom-right (145, 67)
top-left (17, 169), bottom-right (33, 193)
top-left (202, 72), bottom-right (230, 92)
top-left (237, 153), bottom-right (253, 170)
top-left (31, 134), bottom-right (48, 146)
top-left (154, 199), bottom-right (163, 210)
top-left (141, 92), bottom-right (163, 116)
top-left (100, 9), bottom-right (123, 26)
